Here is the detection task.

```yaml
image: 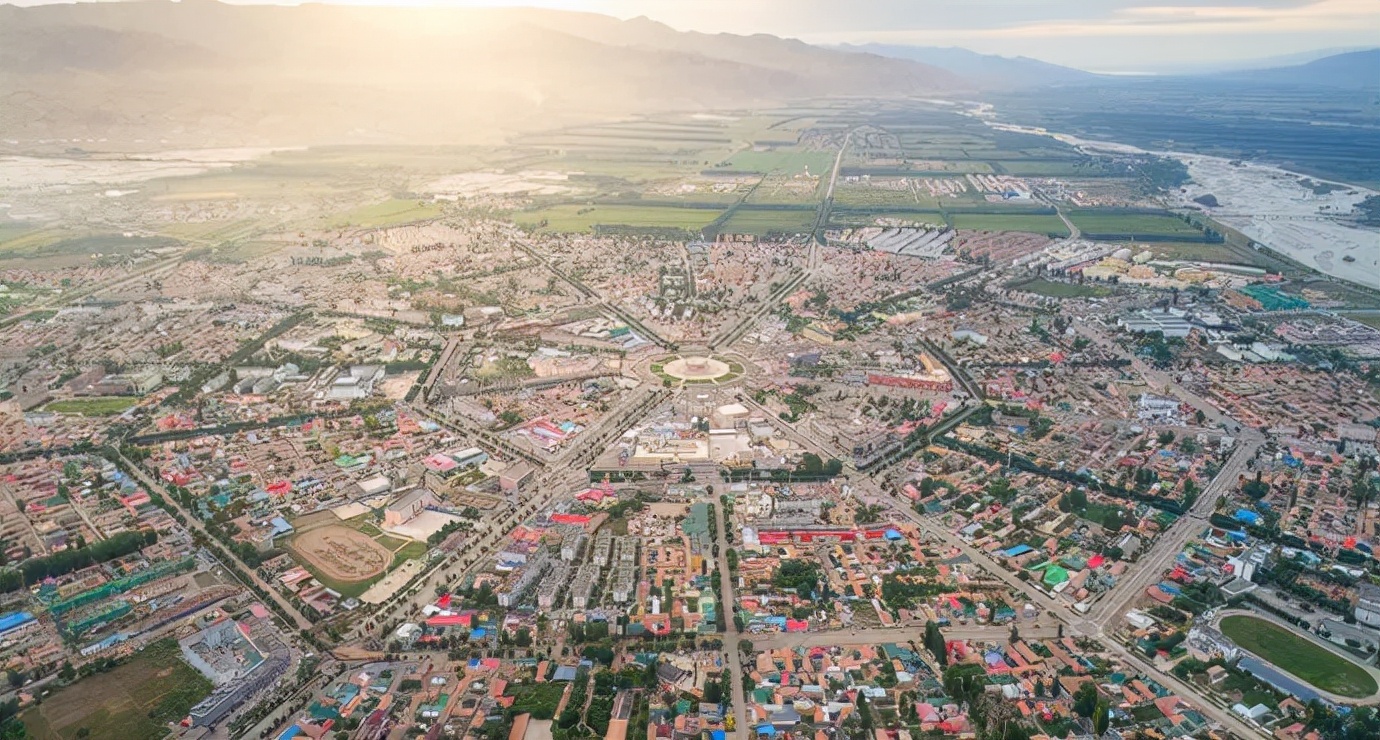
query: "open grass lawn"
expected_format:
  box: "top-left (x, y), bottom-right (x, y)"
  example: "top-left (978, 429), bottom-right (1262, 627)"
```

top-left (949, 213), bottom-right (1070, 236)
top-left (1220, 615), bottom-right (1379, 698)
top-left (354, 521), bottom-right (383, 536)
top-left (329, 199), bottom-right (444, 228)
top-left (43, 397), bottom-right (138, 415)
top-left (22, 638), bottom-right (212, 740)
top-left (1067, 209), bottom-right (1204, 238)
top-left (513, 204), bottom-right (721, 232)
top-left (375, 534), bottom-right (409, 552)
top-left (392, 540), bottom-right (429, 564)
top-left (1352, 315), bottom-right (1380, 330)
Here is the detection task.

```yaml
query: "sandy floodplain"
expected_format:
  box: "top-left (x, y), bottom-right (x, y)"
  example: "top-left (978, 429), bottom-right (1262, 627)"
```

top-left (985, 119), bottom-right (1380, 287)
top-left (1175, 156), bottom-right (1378, 285)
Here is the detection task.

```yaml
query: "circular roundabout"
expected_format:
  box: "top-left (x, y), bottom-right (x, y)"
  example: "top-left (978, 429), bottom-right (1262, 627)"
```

top-left (649, 354), bottom-right (744, 386)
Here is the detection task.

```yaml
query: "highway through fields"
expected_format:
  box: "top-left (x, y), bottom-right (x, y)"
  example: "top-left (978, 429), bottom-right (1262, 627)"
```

top-left (807, 128), bottom-right (855, 257)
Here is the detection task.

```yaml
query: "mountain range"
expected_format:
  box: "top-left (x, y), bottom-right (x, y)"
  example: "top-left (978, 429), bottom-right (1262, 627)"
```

top-left (0, 1), bottom-right (962, 149)
top-left (1213, 48), bottom-right (1380, 89)
top-left (833, 44), bottom-right (1095, 89)
top-left (0, 0), bottom-right (1374, 151)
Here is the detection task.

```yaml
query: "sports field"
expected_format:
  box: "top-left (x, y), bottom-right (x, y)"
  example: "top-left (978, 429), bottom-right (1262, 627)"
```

top-left (290, 524), bottom-right (392, 588)
top-left (1219, 614), bottom-right (1378, 699)
top-left (22, 638), bottom-right (212, 740)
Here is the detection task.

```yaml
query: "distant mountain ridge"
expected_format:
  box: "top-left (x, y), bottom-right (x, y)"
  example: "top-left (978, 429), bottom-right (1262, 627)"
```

top-left (0, 1), bottom-right (963, 150)
top-left (832, 43), bottom-right (1096, 88)
top-left (1213, 48), bottom-right (1380, 89)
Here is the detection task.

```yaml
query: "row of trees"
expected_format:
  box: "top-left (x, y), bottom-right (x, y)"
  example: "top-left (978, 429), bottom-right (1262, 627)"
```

top-left (0, 529), bottom-right (157, 593)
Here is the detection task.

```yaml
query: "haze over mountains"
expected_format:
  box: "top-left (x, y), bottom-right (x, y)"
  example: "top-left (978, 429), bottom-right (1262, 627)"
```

top-left (0, 1), bottom-right (962, 149)
top-left (834, 44), bottom-right (1095, 89)
top-left (0, 0), bottom-right (1374, 152)
top-left (1214, 49), bottom-right (1380, 90)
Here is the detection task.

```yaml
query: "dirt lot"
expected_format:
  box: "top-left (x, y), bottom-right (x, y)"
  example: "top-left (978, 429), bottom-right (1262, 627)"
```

top-left (289, 524), bottom-right (391, 582)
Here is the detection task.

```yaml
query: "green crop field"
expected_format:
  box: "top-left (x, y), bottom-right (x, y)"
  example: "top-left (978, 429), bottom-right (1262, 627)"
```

top-left (0, 223), bottom-right (39, 249)
top-left (949, 213), bottom-right (1070, 236)
top-left (1219, 615), bottom-right (1379, 699)
top-left (1067, 210), bottom-right (1203, 237)
top-left (719, 208), bottom-right (818, 236)
top-left (44, 397), bottom-right (139, 415)
top-left (329, 199), bottom-right (444, 228)
top-left (514, 204), bottom-right (722, 232)
top-left (23, 638), bottom-right (213, 740)
top-left (829, 209), bottom-right (946, 228)
top-left (715, 150), bottom-right (834, 176)
top-left (834, 184), bottom-right (931, 208)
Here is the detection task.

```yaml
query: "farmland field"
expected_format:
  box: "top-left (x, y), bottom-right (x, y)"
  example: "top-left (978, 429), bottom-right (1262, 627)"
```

top-left (718, 208), bottom-right (818, 236)
top-left (1067, 209), bottom-right (1204, 238)
top-left (0, 231), bottom-right (177, 263)
top-left (949, 213), bottom-right (1070, 236)
top-left (0, 222), bottom-right (38, 248)
top-left (329, 199), bottom-right (444, 228)
top-left (834, 184), bottom-right (933, 208)
top-left (991, 160), bottom-right (1090, 177)
top-left (513, 204), bottom-right (722, 232)
top-left (829, 208), bottom-right (946, 228)
top-left (22, 638), bottom-right (213, 740)
top-left (716, 150), bottom-right (834, 176)
top-left (1219, 614), bottom-right (1379, 699)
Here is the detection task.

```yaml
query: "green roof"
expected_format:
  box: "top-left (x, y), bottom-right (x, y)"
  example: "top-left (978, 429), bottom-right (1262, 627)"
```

top-left (1043, 566), bottom-right (1070, 586)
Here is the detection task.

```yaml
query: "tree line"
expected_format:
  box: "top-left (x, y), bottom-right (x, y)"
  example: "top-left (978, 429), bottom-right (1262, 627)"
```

top-left (0, 529), bottom-right (156, 594)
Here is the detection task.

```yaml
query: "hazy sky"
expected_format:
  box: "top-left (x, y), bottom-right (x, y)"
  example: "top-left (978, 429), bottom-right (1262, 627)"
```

top-left (17, 0), bottom-right (1380, 71)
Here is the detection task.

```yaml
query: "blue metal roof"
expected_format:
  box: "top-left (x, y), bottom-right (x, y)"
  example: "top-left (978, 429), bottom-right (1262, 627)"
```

top-left (0, 612), bottom-right (34, 634)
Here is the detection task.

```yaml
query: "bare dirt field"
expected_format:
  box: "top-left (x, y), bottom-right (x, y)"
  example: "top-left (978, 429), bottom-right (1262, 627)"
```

top-left (290, 524), bottom-right (391, 583)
